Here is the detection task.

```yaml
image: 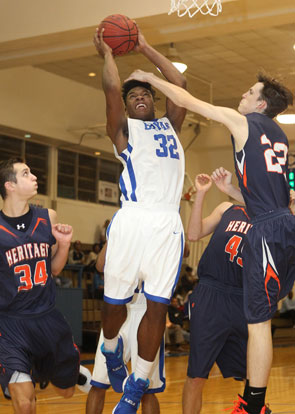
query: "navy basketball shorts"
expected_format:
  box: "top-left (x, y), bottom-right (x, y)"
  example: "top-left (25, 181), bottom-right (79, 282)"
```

top-left (242, 208), bottom-right (295, 324)
top-left (187, 280), bottom-right (247, 379)
top-left (0, 308), bottom-right (80, 389)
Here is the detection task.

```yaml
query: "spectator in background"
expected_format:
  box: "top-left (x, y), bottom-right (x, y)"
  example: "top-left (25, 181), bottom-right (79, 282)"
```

top-left (180, 266), bottom-right (197, 295)
top-left (99, 219), bottom-right (110, 250)
top-left (280, 290), bottom-right (295, 327)
top-left (85, 243), bottom-right (101, 269)
top-left (166, 296), bottom-right (190, 352)
top-left (84, 243), bottom-right (104, 300)
top-left (68, 240), bottom-right (85, 265)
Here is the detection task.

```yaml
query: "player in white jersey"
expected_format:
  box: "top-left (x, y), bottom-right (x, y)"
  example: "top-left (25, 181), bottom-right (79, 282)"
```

top-left (86, 244), bottom-right (164, 414)
top-left (93, 25), bottom-right (186, 413)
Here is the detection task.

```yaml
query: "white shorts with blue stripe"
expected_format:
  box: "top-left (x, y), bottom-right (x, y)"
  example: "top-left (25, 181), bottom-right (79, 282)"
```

top-left (104, 202), bottom-right (184, 305)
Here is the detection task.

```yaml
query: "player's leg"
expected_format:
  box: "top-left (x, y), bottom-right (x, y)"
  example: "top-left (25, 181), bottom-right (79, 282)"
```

top-left (8, 374), bottom-right (36, 414)
top-left (247, 320), bottom-right (272, 387)
top-left (86, 327), bottom-right (114, 413)
top-left (86, 386), bottom-right (107, 414)
top-left (137, 299), bottom-right (168, 362)
top-left (142, 393), bottom-right (160, 414)
top-left (182, 377), bottom-right (206, 414)
top-left (102, 302), bottom-right (127, 340)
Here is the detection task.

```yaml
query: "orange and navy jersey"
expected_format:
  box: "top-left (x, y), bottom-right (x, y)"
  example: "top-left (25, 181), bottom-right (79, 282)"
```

top-left (197, 205), bottom-right (250, 288)
top-left (0, 206), bottom-right (56, 316)
top-left (232, 113), bottom-right (290, 218)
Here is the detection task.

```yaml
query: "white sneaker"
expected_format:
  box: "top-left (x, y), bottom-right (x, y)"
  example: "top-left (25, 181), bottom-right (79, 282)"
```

top-left (77, 365), bottom-right (92, 393)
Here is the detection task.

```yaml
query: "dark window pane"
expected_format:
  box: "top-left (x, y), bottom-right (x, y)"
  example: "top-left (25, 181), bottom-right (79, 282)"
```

top-left (25, 142), bottom-right (48, 195)
top-left (58, 150), bottom-right (76, 199)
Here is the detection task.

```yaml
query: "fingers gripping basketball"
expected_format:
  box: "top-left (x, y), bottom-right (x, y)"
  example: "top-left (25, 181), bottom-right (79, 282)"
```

top-left (98, 14), bottom-right (138, 56)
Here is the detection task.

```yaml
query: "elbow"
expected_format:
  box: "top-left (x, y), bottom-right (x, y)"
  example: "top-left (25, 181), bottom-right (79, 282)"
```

top-left (187, 233), bottom-right (200, 243)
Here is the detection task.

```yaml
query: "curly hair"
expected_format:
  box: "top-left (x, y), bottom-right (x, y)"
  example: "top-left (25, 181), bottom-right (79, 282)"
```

top-left (122, 80), bottom-right (156, 104)
top-left (257, 72), bottom-right (293, 118)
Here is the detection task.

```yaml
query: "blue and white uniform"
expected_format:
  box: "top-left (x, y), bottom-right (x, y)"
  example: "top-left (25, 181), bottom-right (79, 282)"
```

top-left (104, 117), bottom-right (185, 304)
top-left (232, 113), bottom-right (295, 323)
top-left (0, 207), bottom-right (80, 389)
top-left (91, 290), bottom-right (165, 393)
top-left (188, 205), bottom-right (249, 379)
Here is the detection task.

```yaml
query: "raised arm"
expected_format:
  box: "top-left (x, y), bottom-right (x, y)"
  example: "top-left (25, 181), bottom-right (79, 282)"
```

top-left (48, 209), bottom-right (73, 276)
top-left (93, 29), bottom-right (128, 154)
top-left (211, 167), bottom-right (245, 204)
top-left (125, 70), bottom-right (248, 151)
top-left (134, 31), bottom-right (187, 133)
top-left (187, 174), bottom-right (232, 241)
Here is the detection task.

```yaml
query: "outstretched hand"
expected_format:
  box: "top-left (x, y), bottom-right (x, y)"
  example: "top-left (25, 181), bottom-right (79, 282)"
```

top-left (195, 174), bottom-right (212, 193)
top-left (93, 28), bottom-right (112, 57)
top-left (52, 223), bottom-right (73, 245)
top-left (211, 167), bottom-right (232, 192)
top-left (125, 69), bottom-right (151, 84)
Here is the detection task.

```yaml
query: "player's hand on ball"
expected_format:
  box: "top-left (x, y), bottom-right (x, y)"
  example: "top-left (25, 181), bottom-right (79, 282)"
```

top-left (195, 174), bottom-right (212, 193)
top-left (93, 28), bottom-right (112, 57)
top-left (52, 224), bottom-right (73, 245)
top-left (133, 28), bottom-right (147, 53)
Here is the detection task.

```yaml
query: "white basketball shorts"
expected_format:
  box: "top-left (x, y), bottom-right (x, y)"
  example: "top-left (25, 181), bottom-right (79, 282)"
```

top-left (104, 203), bottom-right (184, 304)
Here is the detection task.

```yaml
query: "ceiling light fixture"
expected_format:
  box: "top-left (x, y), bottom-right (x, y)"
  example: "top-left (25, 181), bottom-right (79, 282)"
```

top-left (277, 107), bottom-right (295, 125)
top-left (167, 43), bottom-right (187, 74)
top-left (24, 133), bottom-right (31, 138)
top-left (94, 151), bottom-right (101, 156)
top-left (158, 43), bottom-right (187, 74)
top-left (88, 72), bottom-right (96, 77)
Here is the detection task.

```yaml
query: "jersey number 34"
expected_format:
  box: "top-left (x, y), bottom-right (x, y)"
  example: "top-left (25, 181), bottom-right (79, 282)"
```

top-left (15, 260), bottom-right (49, 292)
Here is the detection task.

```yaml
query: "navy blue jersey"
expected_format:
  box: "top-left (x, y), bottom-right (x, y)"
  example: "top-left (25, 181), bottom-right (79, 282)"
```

top-left (0, 206), bottom-right (56, 316)
top-left (233, 113), bottom-right (290, 218)
top-left (197, 205), bottom-right (250, 288)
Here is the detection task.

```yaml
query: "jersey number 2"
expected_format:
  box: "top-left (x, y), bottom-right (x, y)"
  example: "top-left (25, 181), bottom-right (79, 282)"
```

top-left (225, 235), bottom-right (243, 267)
top-left (154, 134), bottom-right (180, 159)
top-left (261, 134), bottom-right (288, 174)
top-left (15, 260), bottom-right (49, 292)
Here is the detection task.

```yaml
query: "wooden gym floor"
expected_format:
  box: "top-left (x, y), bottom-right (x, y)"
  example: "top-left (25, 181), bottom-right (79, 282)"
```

top-left (0, 345), bottom-right (295, 413)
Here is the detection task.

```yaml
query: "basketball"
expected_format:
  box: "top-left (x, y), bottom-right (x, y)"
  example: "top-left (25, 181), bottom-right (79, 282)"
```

top-left (98, 14), bottom-right (138, 56)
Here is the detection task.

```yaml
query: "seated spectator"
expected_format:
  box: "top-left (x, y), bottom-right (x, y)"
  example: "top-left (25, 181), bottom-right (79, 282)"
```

top-left (280, 290), bottom-right (295, 327)
top-left (180, 265), bottom-right (197, 295)
top-left (99, 219), bottom-right (110, 250)
top-left (84, 243), bottom-right (100, 270)
top-left (68, 240), bottom-right (85, 264)
top-left (166, 296), bottom-right (190, 351)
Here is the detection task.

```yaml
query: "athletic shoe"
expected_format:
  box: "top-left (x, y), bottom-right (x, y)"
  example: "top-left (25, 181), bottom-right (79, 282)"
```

top-left (225, 395), bottom-right (247, 413)
top-left (233, 405), bottom-right (272, 414)
top-left (1, 384), bottom-right (11, 400)
top-left (112, 374), bottom-right (149, 413)
top-left (77, 365), bottom-right (92, 393)
top-left (101, 336), bottom-right (128, 393)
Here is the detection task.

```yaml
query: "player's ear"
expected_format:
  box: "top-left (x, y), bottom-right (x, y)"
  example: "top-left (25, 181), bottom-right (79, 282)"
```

top-left (4, 181), bottom-right (15, 194)
top-left (257, 99), bottom-right (267, 112)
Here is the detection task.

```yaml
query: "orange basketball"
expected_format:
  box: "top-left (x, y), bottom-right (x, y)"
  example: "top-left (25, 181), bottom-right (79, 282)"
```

top-left (98, 14), bottom-right (138, 56)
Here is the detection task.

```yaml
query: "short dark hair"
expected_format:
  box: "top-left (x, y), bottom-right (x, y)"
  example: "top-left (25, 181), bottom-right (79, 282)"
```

top-left (0, 157), bottom-right (24, 200)
top-left (257, 72), bottom-right (293, 118)
top-left (122, 80), bottom-right (156, 104)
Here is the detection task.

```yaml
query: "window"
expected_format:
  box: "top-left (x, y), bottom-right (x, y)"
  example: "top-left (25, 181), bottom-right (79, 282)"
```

top-left (0, 135), bottom-right (48, 195)
top-left (58, 149), bottom-right (121, 205)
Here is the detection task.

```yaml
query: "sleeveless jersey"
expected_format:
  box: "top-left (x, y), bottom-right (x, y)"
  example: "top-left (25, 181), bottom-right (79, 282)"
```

top-left (232, 113), bottom-right (290, 218)
top-left (197, 205), bottom-right (251, 288)
top-left (0, 206), bottom-right (56, 316)
top-left (115, 117), bottom-right (185, 206)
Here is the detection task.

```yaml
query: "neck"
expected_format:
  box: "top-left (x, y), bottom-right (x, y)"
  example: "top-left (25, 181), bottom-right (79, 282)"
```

top-left (2, 198), bottom-right (30, 217)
